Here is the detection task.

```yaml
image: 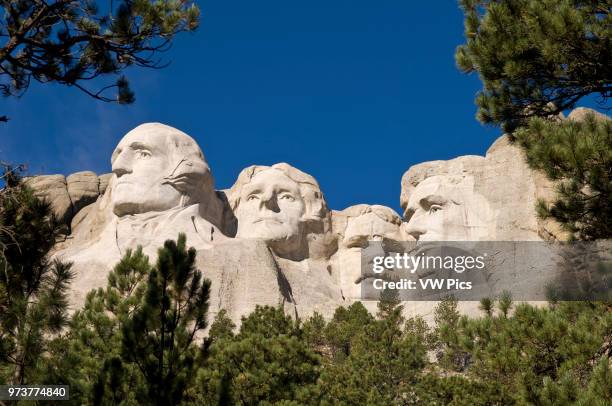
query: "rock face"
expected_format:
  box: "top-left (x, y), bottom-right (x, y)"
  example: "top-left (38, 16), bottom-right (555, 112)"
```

top-left (25, 174), bottom-right (73, 225)
top-left (26, 109), bottom-right (604, 324)
top-left (67, 171), bottom-right (100, 213)
top-left (400, 135), bottom-right (565, 241)
top-left (24, 172), bottom-right (112, 234)
top-left (330, 205), bottom-right (413, 301)
top-left (51, 123), bottom-right (229, 311)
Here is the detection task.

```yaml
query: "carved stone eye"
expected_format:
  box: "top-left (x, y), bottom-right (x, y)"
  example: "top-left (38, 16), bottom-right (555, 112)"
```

top-left (429, 204), bottom-right (442, 214)
top-left (137, 150), bottom-right (151, 159)
top-left (279, 194), bottom-right (295, 201)
top-left (247, 194), bottom-right (259, 201)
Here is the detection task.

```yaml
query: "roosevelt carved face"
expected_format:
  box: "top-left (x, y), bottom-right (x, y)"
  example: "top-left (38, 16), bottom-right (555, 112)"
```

top-left (404, 175), bottom-right (490, 241)
top-left (111, 124), bottom-right (191, 217)
top-left (235, 169), bottom-right (305, 248)
top-left (341, 207), bottom-right (410, 248)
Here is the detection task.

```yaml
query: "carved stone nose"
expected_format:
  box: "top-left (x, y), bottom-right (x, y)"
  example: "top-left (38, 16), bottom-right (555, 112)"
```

top-left (112, 153), bottom-right (132, 178)
top-left (260, 193), bottom-right (280, 212)
top-left (112, 166), bottom-right (130, 178)
top-left (405, 218), bottom-right (426, 240)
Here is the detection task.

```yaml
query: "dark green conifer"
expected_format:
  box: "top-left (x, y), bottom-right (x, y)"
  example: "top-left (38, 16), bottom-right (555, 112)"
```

top-left (456, 0), bottom-right (611, 239)
top-left (0, 166), bottom-right (74, 385)
top-left (120, 234), bottom-right (210, 406)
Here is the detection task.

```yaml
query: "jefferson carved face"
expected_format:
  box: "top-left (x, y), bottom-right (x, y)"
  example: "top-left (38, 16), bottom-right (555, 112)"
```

top-left (235, 169), bottom-right (305, 245)
top-left (404, 175), bottom-right (490, 241)
top-left (110, 124), bottom-right (208, 217)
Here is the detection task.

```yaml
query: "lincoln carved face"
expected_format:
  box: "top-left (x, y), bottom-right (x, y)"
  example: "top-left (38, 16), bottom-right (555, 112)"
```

top-left (110, 123), bottom-right (211, 217)
top-left (404, 175), bottom-right (491, 241)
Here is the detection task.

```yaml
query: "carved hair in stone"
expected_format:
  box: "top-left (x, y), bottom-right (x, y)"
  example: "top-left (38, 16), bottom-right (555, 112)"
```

top-left (227, 163), bottom-right (328, 259)
top-left (110, 122), bottom-right (214, 217)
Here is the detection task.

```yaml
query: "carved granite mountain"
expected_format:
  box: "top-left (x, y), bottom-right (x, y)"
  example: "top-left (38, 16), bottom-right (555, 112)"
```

top-left (25, 108), bottom-right (606, 323)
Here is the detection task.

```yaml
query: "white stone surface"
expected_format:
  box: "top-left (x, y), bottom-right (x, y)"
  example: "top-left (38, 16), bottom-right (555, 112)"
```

top-left (330, 205), bottom-right (413, 300)
top-left (53, 123), bottom-right (229, 310)
top-left (227, 163), bottom-right (330, 261)
top-left (27, 108), bottom-right (606, 323)
top-left (400, 135), bottom-right (562, 241)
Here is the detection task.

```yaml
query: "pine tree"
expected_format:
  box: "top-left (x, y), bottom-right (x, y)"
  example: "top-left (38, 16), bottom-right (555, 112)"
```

top-left (207, 309), bottom-right (236, 343)
top-left (301, 312), bottom-right (327, 355)
top-left (432, 295), bottom-right (471, 372)
top-left (460, 301), bottom-right (612, 403)
top-left (45, 247), bottom-right (152, 404)
top-left (323, 301), bottom-right (374, 361)
top-left (50, 237), bottom-right (210, 405)
top-left (193, 305), bottom-right (321, 405)
top-left (456, 0), bottom-right (611, 239)
top-left (456, 0), bottom-right (611, 132)
top-left (515, 113), bottom-right (611, 239)
top-left (319, 295), bottom-right (427, 405)
top-left (478, 297), bottom-right (494, 317)
top-left (0, 0), bottom-right (201, 119)
top-left (120, 234), bottom-right (211, 406)
top-left (0, 165), bottom-right (74, 385)
top-left (497, 291), bottom-right (513, 318)
top-left (578, 358), bottom-right (612, 404)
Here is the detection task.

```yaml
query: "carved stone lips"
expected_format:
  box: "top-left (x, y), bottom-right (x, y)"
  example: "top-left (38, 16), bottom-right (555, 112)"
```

top-left (254, 218), bottom-right (283, 224)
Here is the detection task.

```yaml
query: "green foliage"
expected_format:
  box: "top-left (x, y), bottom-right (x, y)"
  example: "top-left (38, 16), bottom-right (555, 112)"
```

top-left (456, 0), bottom-right (611, 132)
top-left (120, 234), bottom-right (211, 405)
top-left (460, 301), bottom-right (612, 404)
top-left (0, 166), bottom-right (74, 385)
top-left (47, 248), bottom-right (152, 404)
top-left (193, 305), bottom-right (321, 405)
top-left (478, 297), bottom-right (493, 317)
top-left (0, 0), bottom-right (200, 106)
top-left (1, 184), bottom-right (610, 403)
top-left (301, 311), bottom-right (327, 351)
top-left (207, 309), bottom-right (236, 343)
top-left (237, 304), bottom-right (297, 339)
top-left (515, 113), bottom-right (612, 239)
top-left (411, 373), bottom-right (511, 405)
top-left (456, 0), bottom-right (611, 240)
top-left (498, 290), bottom-right (513, 318)
top-left (318, 298), bottom-right (427, 405)
top-left (323, 301), bottom-right (374, 360)
top-left (432, 296), bottom-right (471, 371)
top-left (43, 235), bottom-right (211, 405)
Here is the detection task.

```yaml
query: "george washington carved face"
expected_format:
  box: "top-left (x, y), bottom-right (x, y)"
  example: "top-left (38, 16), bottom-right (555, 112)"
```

top-left (110, 123), bottom-right (212, 217)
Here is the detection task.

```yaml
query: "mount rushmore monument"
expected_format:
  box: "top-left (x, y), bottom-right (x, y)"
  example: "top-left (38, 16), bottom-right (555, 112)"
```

top-left (25, 108), bottom-right (607, 323)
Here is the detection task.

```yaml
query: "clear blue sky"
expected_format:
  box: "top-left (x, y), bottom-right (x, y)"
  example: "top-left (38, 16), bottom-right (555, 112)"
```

top-left (1, 1), bottom-right (502, 214)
